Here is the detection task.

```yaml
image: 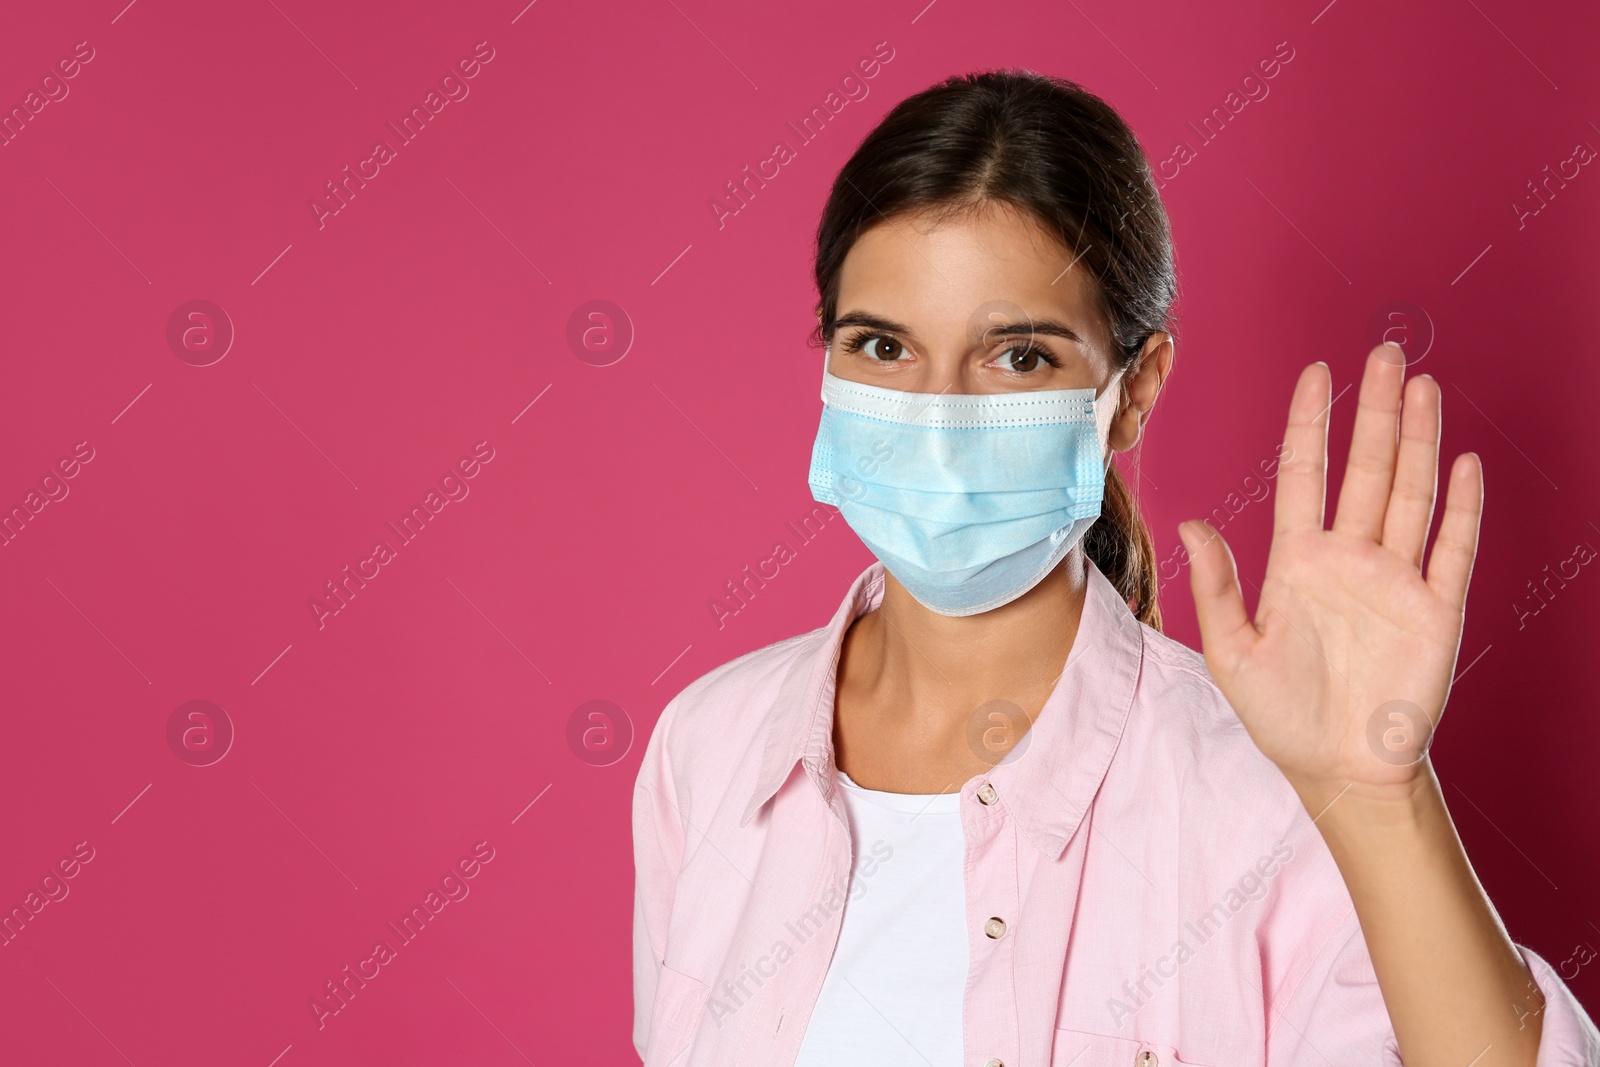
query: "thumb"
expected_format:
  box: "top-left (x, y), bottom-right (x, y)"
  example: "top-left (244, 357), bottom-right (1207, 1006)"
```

top-left (1179, 519), bottom-right (1255, 665)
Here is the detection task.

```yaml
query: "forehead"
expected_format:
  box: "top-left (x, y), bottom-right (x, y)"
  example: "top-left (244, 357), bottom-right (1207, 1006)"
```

top-left (836, 201), bottom-right (1109, 350)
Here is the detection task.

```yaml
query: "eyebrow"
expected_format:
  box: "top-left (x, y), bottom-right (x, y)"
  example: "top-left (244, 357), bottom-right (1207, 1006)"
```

top-left (833, 310), bottom-right (1089, 348)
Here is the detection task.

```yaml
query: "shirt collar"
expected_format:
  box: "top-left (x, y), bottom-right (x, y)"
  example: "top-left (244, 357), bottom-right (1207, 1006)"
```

top-left (739, 556), bottom-right (1144, 862)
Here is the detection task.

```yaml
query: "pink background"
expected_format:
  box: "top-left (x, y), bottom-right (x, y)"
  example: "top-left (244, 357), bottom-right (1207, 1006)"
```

top-left (1, 0), bottom-right (1596, 1062)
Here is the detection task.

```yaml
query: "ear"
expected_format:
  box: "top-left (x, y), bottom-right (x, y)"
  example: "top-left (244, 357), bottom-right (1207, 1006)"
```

top-left (1107, 332), bottom-right (1174, 453)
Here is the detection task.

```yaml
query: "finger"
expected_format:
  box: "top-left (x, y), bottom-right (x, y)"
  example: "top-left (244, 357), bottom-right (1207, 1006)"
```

top-left (1424, 452), bottom-right (1484, 613)
top-left (1272, 362), bottom-right (1331, 536)
top-left (1180, 519), bottom-right (1257, 664)
top-left (1332, 345), bottom-right (1406, 541)
top-left (1381, 373), bottom-right (1442, 570)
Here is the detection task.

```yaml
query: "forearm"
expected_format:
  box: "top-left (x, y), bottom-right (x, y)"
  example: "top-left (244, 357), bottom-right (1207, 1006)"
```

top-left (1293, 761), bottom-right (1545, 1067)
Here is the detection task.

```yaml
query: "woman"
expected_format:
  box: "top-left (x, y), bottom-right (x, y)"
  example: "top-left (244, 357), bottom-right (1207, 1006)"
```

top-left (632, 70), bottom-right (1599, 1066)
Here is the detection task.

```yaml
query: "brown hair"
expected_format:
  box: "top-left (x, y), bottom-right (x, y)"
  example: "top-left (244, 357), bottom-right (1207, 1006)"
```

top-left (810, 68), bottom-right (1179, 629)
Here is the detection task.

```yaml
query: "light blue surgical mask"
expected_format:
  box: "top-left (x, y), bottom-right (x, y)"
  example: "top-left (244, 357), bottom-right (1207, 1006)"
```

top-left (807, 350), bottom-right (1113, 616)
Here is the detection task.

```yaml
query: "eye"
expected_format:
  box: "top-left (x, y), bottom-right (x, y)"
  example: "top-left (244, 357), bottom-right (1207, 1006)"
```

top-left (991, 343), bottom-right (1063, 373)
top-left (839, 331), bottom-right (907, 362)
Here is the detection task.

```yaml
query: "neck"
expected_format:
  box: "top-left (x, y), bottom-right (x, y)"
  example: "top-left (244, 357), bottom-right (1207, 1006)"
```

top-left (839, 550), bottom-right (1091, 738)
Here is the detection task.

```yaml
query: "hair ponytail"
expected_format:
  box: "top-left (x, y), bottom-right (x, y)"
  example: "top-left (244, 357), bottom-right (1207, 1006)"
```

top-left (1084, 463), bottom-right (1162, 630)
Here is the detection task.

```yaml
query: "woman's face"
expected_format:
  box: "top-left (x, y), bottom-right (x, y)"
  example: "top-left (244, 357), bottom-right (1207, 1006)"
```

top-left (827, 200), bottom-right (1170, 451)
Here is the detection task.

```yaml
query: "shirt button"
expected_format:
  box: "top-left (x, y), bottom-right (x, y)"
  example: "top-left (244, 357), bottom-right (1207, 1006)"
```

top-left (983, 1060), bottom-right (1004, 1067)
top-left (1136, 1052), bottom-right (1159, 1067)
top-left (983, 916), bottom-right (1007, 939)
top-left (976, 782), bottom-right (998, 805)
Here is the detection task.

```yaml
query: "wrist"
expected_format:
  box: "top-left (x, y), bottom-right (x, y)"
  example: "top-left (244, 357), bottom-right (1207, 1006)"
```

top-left (1289, 761), bottom-right (1443, 840)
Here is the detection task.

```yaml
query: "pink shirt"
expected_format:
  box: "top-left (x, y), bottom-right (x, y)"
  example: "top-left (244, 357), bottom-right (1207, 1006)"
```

top-left (632, 558), bottom-right (1600, 1066)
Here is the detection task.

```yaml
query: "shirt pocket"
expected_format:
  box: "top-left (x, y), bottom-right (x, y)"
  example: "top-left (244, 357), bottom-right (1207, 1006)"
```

top-left (643, 962), bottom-right (712, 1067)
top-left (1051, 1026), bottom-right (1217, 1067)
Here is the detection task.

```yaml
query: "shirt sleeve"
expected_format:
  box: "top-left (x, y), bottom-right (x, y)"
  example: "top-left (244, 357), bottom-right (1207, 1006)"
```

top-left (1268, 907), bottom-right (1600, 1065)
top-left (632, 695), bottom-right (687, 1063)
top-left (1520, 942), bottom-right (1600, 1064)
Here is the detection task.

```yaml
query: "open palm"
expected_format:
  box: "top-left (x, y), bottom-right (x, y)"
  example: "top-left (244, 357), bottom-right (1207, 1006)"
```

top-left (1181, 346), bottom-right (1484, 800)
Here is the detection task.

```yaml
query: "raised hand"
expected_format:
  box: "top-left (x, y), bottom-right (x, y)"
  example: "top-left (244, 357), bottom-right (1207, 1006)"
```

top-left (1178, 344), bottom-right (1483, 805)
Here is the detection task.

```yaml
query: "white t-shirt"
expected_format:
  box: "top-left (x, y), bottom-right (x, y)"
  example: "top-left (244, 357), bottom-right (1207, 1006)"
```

top-left (792, 767), bottom-right (969, 1066)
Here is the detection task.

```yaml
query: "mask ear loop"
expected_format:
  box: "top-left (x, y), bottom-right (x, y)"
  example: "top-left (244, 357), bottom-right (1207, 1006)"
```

top-left (1092, 363), bottom-right (1129, 484)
